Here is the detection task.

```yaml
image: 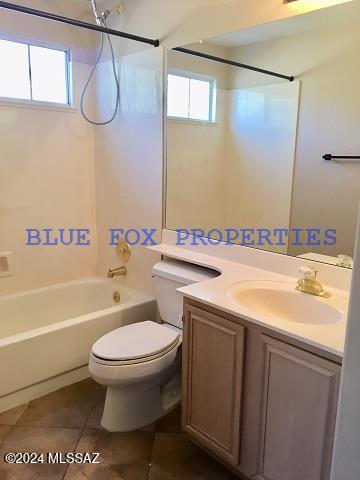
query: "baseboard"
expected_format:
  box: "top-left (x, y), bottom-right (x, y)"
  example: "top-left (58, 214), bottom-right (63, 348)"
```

top-left (0, 365), bottom-right (90, 414)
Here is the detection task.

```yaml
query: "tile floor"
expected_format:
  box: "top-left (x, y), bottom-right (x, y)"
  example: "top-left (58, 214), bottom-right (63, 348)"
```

top-left (0, 379), bottom-right (238, 479)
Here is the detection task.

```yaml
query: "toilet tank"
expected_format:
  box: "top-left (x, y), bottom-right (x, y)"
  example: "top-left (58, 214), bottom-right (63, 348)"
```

top-left (152, 259), bottom-right (219, 329)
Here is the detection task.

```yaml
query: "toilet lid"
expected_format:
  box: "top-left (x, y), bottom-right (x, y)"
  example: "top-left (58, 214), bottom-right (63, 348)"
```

top-left (92, 321), bottom-right (180, 362)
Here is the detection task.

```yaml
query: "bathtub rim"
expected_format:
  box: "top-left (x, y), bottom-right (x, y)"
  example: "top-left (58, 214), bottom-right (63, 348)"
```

top-left (0, 276), bottom-right (155, 347)
top-left (0, 276), bottom-right (149, 302)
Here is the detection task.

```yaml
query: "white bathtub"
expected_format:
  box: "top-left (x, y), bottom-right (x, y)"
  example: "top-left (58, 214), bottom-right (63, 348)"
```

top-left (0, 277), bottom-right (156, 407)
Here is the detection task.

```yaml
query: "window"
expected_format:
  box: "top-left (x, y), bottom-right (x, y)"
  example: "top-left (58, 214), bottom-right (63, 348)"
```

top-left (167, 72), bottom-right (216, 122)
top-left (0, 38), bottom-right (70, 105)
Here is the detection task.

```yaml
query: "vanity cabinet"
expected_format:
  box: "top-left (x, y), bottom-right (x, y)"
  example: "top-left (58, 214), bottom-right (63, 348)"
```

top-left (182, 302), bottom-right (245, 466)
top-left (182, 299), bottom-right (342, 480)
top-left (256, 335), bottom-right (341, 480)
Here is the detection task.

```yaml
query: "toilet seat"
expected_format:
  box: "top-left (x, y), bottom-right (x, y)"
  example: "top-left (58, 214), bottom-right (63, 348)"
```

top-left (91, 321), bottom-right (180, 366)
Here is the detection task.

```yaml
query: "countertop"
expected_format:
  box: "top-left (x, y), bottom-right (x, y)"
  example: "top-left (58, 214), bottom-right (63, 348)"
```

top-left (149, 242), bottom-right (349, 358)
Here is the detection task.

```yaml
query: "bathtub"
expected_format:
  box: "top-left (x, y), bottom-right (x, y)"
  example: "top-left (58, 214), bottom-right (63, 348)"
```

top-left (0, 277), bottom-right (156, 409)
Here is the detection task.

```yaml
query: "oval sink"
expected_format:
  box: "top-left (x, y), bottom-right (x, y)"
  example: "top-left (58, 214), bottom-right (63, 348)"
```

top-left (227, 280), bottom-right (345, 325)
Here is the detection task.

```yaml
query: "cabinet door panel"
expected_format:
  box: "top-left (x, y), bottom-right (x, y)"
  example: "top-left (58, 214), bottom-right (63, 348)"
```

top-left (256, 336), bottom-right (341, 480)
top-left (182, 304), bottom-right (245, 465)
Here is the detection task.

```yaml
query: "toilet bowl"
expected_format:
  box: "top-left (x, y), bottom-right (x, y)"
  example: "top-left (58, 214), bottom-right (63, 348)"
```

top-left (89, 259), bottom-right (218, 432)
top-left (89, 321), bottom-right (182, 431)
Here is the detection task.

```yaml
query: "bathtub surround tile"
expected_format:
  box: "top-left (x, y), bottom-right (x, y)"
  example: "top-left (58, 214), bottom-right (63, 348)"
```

top-left (18, 379), bottom-right (104, 428)
top-left (0, 402), bottom-right (29, 425)
top-left (149, 433), bottom-right (239, 480)
top-left (155, 407), bottom-right (182, 433)
top-left (0, 425), bottom-right (81, 480)
top-left (64, 429), bottom-right (153, 480)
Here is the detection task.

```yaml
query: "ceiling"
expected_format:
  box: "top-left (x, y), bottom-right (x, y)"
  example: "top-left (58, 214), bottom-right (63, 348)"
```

top-left (43, 0), bottom-right (120, 20)
top-left (208, 0), bottom-right (360, 48)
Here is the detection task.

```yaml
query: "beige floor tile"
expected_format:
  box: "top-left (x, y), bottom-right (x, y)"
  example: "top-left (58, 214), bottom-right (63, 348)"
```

top-left (149, 433), bottom-right (238, 480)
top-left (64, 429), bottom-right (153, 480)
top-left (0, 425), bottom-right (81, 480)
top-left (0, 380), bottom-right (238, 479)
top-left (18, 379), bottom-right (104, 428)
top-left (86, 399), bottom-right (106, 429)
top-left (64, 460), bottom-right (149, 480)
top-left (0, 403), bottom-right (29, 426)
top-left (0, 426), bottom-right (12, 445)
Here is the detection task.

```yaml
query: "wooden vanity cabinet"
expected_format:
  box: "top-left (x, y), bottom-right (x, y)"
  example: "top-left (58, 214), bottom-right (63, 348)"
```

top-left (182, 302), bottom-right (245, 466)
top-left (182, 298), bottom-right (342, 480)
top-left (255, 335), bottom-right (341, 480)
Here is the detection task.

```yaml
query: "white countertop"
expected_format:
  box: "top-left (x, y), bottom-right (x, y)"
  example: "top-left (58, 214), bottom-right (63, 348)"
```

top-left (149, 242), bottom-right (349, 358)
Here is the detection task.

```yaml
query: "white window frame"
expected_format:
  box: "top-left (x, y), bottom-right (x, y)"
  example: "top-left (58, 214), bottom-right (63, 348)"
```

top-left (167, 70), bottom-right (217, 124)
top-left (0, 34), bottom-right (73, 110)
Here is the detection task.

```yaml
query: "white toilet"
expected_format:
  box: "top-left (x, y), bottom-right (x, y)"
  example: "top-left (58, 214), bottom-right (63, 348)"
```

top-left (89, 259), bottom-right (217, 432)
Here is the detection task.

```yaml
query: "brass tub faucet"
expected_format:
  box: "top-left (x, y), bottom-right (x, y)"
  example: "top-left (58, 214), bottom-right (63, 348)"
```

top-left (107, 266), bottom-right (127, 278)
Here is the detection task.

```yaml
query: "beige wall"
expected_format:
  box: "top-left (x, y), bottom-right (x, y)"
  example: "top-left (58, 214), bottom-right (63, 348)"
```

top-left (223, 83), bottom-right (299, 253)
top-left (166, 51), bottom-right (299, 254)
top-left (228, 20), bottom-right (360, 257)
top-left (166, 88), bottom-right (228, 233)
top-left (93, 48), bottom-right (164, 295)
top-left (0, 5), bottom-right (98, 295)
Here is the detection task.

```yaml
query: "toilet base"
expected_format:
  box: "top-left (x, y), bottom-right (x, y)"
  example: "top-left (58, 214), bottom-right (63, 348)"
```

top-left (101, 382), bottom-right (181, 432)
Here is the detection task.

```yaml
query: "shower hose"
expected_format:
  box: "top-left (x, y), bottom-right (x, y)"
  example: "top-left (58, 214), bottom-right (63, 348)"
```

top-left (80, 28), bottom-right (120, 126)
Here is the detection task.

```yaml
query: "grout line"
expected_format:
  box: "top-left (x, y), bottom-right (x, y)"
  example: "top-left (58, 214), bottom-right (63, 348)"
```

top-left (61, 396), bottom-right (99, 480)
top-left (61, 410), bottom-right (93, 480)
top-left (146, 426), bottom-right (158, 480)
top-left (146, 433), bottom-right (156, 480)
top-left (0, 402), bottom-right (31, 446)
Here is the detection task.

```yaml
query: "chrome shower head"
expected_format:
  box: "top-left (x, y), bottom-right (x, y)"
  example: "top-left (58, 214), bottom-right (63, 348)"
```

top-left (88, 0), bottom-right (110, 27)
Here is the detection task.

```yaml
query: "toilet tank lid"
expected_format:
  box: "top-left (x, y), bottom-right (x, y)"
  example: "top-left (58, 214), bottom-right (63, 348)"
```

top-left (152, 259), bottom-right (219, 285)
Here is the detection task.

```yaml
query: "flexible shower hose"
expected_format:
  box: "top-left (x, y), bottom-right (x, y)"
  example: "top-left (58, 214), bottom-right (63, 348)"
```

top-left (80, 29), bottom-right (120, 125)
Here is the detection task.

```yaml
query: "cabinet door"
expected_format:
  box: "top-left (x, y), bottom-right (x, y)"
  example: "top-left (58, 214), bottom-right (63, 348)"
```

top-left (182, 303), bottom-right (245, 466)
top-left (256, 336), bottom-right (341, 480)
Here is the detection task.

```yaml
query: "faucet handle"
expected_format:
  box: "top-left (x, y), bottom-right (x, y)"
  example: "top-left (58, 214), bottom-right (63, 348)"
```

top-left (299, 266), bottom-right (317, 280)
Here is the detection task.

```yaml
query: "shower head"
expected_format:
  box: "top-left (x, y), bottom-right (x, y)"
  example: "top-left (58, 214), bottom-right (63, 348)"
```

top-left (88, 0), bottom-right (110, 27)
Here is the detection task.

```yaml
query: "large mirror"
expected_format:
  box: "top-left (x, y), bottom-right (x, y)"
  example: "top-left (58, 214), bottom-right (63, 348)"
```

top-left (165, 0), bottom-right (360, 267)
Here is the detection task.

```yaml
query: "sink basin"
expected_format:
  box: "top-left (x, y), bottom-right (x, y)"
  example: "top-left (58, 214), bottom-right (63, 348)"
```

top-left (226, 280), bottom-right (345, 325)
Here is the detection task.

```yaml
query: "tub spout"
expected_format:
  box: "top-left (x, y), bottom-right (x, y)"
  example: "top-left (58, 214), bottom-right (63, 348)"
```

top-left (107, 266), bottom-right (127, 278)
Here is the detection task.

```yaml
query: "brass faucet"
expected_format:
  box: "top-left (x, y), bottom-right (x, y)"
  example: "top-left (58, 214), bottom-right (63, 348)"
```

top-left (107, 266), bottom-right (127, 278)
top-left (295, 266), bottom-right (331, 298)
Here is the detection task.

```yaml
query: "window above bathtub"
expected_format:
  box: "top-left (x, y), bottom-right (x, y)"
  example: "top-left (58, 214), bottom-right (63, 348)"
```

top-left (0, 38), bottom-right (71, 107)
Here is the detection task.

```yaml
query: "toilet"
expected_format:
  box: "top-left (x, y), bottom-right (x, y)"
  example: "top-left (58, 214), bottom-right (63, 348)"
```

top-left (89, 259), bottom-right (218, 432)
